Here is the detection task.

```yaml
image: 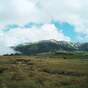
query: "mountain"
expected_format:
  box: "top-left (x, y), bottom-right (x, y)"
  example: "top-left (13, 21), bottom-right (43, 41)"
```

top-left (14, 39), bottom-right (78, 55)
top-left (78, 43), bottom-right (88, 51)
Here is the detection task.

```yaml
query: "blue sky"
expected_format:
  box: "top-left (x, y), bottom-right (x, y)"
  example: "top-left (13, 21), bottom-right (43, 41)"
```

top-left (2, 22), bottom-right (77, 42)
top-left (53, 22), bottom-right (88, 43)
top-left (53, 22), bottom-right (77, 42)
top-left (24, 22), bottom-right (76, 41)
top-left (24, 22), bottom-right (78, 42)
top-left (1, 22), bottom-right (88, 43)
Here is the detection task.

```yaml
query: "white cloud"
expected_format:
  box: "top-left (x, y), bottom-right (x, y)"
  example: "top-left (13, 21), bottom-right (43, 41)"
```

top-left (0, 43), bottom-right (15, 55)
top-left (0, 0), bottom-right (88, 35)
top-left (77, 34), bottom-right (88, 41)
top-left (0, 32), bottom-right (16, 55)
top-left (0, 0), bottom-right (51, 28)
top-left (0, 0), bottom-right (88, 54)
top-left (2, 24), bottom-right (70, 46)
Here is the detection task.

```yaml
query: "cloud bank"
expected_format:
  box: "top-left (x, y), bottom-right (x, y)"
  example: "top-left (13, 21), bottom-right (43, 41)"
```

top-left (0, 0), bottom-right (88, 55)
top-left (0, 35), bottom-right (16, 55)
top-left (1, 24), bottom-right (70, 46)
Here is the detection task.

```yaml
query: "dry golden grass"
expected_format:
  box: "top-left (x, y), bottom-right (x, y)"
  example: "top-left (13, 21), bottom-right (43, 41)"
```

top-left (0, 55), bottom-right (88, 88)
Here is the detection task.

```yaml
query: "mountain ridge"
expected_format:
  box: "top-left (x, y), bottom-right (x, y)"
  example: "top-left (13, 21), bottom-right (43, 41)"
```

top-left (14, 39), bottom-right (88, 55)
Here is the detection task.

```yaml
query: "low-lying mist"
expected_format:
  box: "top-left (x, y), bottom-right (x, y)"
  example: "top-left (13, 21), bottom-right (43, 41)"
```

top-left (0, 42), bottom-right (16, 56)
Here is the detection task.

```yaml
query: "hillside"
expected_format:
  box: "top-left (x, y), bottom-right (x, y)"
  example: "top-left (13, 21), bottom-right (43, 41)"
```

top-left (14, 39), bottom-right (78, 55)
top-left (78, 43), bottom-right (88, 51)
top-left (14, 39), bottom-right (88, 55)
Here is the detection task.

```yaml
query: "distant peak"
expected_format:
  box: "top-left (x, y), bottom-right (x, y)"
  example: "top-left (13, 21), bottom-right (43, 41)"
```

top-left (48, 39), bottom-right (58, 43)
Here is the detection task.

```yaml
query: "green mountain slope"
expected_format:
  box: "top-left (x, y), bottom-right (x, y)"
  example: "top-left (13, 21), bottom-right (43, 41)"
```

top-left (15, 39), bottom-right (77, 55)
top-left (79, 43), bottom-right (88, 51)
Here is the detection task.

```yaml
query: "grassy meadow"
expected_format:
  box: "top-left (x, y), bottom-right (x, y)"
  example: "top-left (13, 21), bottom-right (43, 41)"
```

top-left (0, 55), bottom-right (88, 88)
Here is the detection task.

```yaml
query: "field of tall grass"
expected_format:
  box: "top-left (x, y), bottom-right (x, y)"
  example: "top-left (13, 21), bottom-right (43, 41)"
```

top-left (0, 55), bottom-right (88, 88)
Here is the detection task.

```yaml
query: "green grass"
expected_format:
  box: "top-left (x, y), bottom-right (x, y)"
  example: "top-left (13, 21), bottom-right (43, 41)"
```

top-left (0, 55), bottom-right (88, 88)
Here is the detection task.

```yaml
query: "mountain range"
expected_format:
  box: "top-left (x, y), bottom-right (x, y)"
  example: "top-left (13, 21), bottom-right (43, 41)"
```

top-left (14, 39), bottom-right (88, 55)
